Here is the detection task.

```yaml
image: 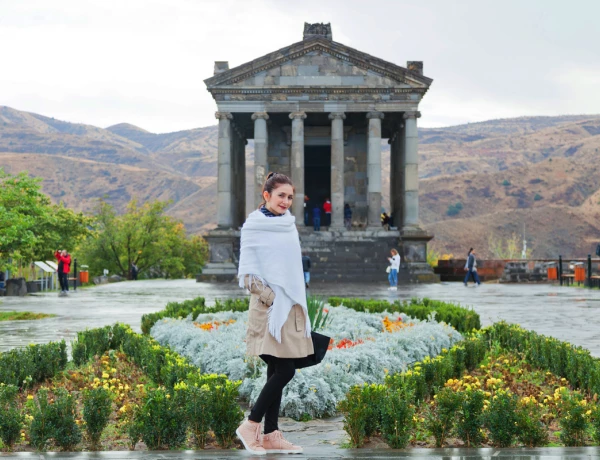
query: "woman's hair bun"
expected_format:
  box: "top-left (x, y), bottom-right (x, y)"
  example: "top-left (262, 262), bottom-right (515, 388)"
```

top-left (267, 172), bottom-right (275, 179)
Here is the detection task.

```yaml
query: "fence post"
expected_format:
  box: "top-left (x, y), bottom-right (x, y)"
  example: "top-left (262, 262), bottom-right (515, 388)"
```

top-left (559, 255), bottom-right (563, 286)
top-left (588, 254), bottom-right (592, 288)
top-left (74, 258), bottom-right (78, 292)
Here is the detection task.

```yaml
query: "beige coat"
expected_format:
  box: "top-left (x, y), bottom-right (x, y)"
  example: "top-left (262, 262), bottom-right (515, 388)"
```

top-left (244, 276), bottom-right (314, 359)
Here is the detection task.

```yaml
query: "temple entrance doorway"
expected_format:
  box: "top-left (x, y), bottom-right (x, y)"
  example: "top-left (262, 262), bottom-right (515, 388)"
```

top-left (304, 145), bottom-right (331, 227)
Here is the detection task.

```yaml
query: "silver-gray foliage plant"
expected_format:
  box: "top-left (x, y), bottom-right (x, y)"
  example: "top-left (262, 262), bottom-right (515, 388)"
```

top-left (151, 306), bottom-right (462, 419)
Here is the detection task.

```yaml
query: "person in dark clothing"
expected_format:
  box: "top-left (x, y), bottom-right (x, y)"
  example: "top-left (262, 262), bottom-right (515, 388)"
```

top-left (344, 204), bottom-right (352, 230)
top-left (312, 206), bottom-right (321, 231)
top-left (131, 262), bottom-right (139, 280)
top-left (304, 195), bottom-right (310, 226)
top-left (381, 212), bottom-right (391, 230)
top-left (464, 248), bottom-right (481, 286)
top-left (302, 252), bottom-right (311, 288)
top-left (55, 250), bottom-right (71, 293)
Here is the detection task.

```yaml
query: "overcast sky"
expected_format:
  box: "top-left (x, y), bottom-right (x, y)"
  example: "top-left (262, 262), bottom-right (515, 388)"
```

top-left (1, 0), bottom-right (599, 133)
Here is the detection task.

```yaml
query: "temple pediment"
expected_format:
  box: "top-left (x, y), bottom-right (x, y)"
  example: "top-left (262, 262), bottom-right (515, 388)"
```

top-left (204, 37), bottom-right (432, 93)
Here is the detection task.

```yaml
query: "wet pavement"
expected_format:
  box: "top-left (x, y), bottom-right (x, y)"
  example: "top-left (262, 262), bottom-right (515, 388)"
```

top-left (1, 279), bottom-right (600, 355)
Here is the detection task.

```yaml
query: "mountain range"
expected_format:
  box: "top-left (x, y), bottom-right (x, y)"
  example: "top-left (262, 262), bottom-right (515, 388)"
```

top-left (1, 105), bottom-right (599, 258)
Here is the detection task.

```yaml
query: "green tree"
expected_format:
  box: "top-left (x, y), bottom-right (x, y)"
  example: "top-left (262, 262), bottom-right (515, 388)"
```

top-left (0, 169), bottom-right (91, 269)
top-left (81, 200), bottom-right (208, 279)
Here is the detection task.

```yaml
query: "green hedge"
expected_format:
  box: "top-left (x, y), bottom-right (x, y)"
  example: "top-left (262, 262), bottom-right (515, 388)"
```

top-left (72, 323), bottom-right (229, 390)
top-left (486, 322), bottom-right (600, 397)
top-left (0, 341), bottom-right (67, 388)
top-left (141, 296), bottom-right (249, 335)
top-left (328, 297), bottom-right (480, 333)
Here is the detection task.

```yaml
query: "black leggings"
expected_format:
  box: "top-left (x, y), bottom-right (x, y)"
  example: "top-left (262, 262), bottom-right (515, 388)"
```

top-left (59, 272), bottom-right (69, 291)
top-left (248, 357), bottom-right (295, 434)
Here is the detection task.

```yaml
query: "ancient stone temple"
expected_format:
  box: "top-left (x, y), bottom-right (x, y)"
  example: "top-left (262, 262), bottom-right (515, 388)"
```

top-left (199, 23), bottom-right (438, 283)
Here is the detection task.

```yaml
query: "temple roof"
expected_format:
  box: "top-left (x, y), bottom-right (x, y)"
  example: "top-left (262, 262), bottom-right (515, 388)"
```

top-left (204, 35), bottom-right (432, 94)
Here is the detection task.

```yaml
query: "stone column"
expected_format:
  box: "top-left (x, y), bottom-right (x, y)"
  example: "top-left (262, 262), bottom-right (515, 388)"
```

top-left (329, 112), bottom-right (346, 229)
top-left (367, 111), bottom-right (384, 227)
top-left (289, 111), bottom-right (306, 225)
top-left (251, 112), bottom-right (269, 209)
top-left (215, 111), bottom-right (233, 228)
top-left (402, 111), bottom-right (421, 230)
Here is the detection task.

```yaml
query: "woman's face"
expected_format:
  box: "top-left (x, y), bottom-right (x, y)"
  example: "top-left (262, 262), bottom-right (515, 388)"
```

top-left (264, 184), bottom-right (294, 215)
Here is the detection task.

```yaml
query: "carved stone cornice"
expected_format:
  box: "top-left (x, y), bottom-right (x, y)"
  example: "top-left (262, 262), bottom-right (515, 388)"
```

top-left (251, 112), bottom-right (269, 121)
top-left (204, 38), bottom-right (433, 89)
top-left (289, 111), bottom-right (307, 120)
top-left (366, 111), bottom-right (385, 120)
top-left (403, 111), bottom-right (421, 120)
top-left (329, 112), bottom-right (346, 121)
top-left (215, 111), bottom-right (233, 121)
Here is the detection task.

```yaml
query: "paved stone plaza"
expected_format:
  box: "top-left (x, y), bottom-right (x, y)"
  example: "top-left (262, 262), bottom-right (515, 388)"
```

top-left (1, 280), bottom-right (600, 354)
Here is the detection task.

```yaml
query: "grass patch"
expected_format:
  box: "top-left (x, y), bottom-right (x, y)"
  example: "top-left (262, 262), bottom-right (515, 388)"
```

top-left (0, 311), bottom-right (55, 321)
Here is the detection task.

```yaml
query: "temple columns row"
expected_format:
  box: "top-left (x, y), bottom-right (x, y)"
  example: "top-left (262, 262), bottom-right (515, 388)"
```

top-left (216, 109), bottom-right (421, 231)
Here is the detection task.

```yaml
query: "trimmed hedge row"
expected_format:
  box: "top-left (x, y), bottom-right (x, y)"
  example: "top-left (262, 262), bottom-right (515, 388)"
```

top-left (141, 296), bottom-right (249, 335)
top-left (73, 323), bottom-right (229, 390)
top-left (328, 297), bottom-right (481, 333)
top-left (486, 322), bottom-right (600, 397)
top-left (385, 335), bottom-right (487, 403)
top-left (0, 341), bottom-right (67, 388)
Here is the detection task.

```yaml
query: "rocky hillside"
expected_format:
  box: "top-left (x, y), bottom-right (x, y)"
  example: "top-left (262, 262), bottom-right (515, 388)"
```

top-left (1, 105), bottom-right (599, 256)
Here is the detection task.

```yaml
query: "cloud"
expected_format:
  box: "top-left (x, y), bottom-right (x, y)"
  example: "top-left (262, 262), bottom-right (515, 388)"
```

top-left (1, 0), bottom-right (599, 132)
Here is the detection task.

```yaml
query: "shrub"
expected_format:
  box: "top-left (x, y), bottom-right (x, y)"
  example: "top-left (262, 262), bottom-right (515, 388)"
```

top-left (49, 388), bottom-right (82, 451)
top-left (455, 388), bottom-right (485, 447)
top-left (380, 387), bottom-right (414, 449)
top-left (484, 389), bottom-right (518, 447)
top-left (590, 405), bottom-right (600, 445)
top-left (424, 386), bottom-right (462, 447)
top-left (516, 397), bottom-right (549, 447)
top-left (534, 193), bottom-right (543, 201)
top-left (209, 381), bottom-right (244, 448)
top-left (557, 389), bottom-right (588, 446)
top-left (135, 387), bottom-right (187, 450)
top-left (0, 341), bottom-right (67, 388)
top-left (175, 382), bottom-right (212, 448)
top-left (327, 297), bottom-right (480, 333)
top-left (446, 203), bottom-right (462, 216)
top-left (72, 326), bottom-right (112, 366)
top-left (502, 179), bottom-right (511, 186)
top-left (82, 387), bottom-right (113, 448)
top-left (337, 386), bottom-right (368, 447)
top-left (28, 388), bottom-right (54, 450)
top-left (0, 384), bottom-right (24, 449)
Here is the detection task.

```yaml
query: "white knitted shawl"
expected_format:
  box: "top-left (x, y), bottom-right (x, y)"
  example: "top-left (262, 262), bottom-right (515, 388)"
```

top-left (238, 209), bottom-right (311, 343)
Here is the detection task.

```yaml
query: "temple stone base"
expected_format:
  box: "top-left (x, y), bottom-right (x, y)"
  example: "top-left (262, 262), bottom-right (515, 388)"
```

top-left (196, 229), bottom-right (240, 283)
top-left (198, 228), bottom-right (439, 284)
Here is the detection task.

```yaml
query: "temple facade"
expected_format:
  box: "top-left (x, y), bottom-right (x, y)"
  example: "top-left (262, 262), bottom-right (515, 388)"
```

top-left (199, 23), bottom-right (438, 283)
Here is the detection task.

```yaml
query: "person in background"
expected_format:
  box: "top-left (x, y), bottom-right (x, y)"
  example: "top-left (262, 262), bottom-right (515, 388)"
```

top-left (323, 198), bottom-right (332, 227)
top-left (344, 203), bottom-right (352, 230)
top-left (54, 249), bottom-right (71, 294)
top-left (381, 212), bottom-right (391, 230)
top-left (312, 205), bottom-right (321, 231)
top-left (464, 248), bottom-right (481, 286)
top-left (304, 195), bottom-right (310, 226)
top-left (131, 262), bottom-right (139, 280)
top-left (302, 251), bottom-right (311, 289)
top-left (387, 248), bottom-right (400, 291)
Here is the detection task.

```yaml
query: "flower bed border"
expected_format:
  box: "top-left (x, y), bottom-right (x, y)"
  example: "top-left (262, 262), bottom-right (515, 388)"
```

top-left (328, 297), bottom-right (480, 333)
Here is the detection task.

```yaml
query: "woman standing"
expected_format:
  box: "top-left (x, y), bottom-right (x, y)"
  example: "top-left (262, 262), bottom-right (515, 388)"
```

top-left (236, 172), bottom-right (313, 455)
top-left (387, 248), bottom-right (400, 291)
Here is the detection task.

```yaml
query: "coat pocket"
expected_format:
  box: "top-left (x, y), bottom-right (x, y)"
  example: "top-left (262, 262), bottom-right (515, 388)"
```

top-left (294, 306), bottom-right (304, 332)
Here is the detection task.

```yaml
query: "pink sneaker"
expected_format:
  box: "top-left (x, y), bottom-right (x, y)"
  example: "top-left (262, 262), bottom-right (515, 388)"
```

top-left (262, 430), bottom-right (303, 454)
top-left (235, 420), bottom-right (266, 455)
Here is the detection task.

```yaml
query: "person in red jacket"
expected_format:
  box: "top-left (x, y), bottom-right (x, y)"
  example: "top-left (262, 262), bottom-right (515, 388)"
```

top-left (322, 198), bottom-right (332, 227)
top-left (55, 249), bottom-right (71, 294)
